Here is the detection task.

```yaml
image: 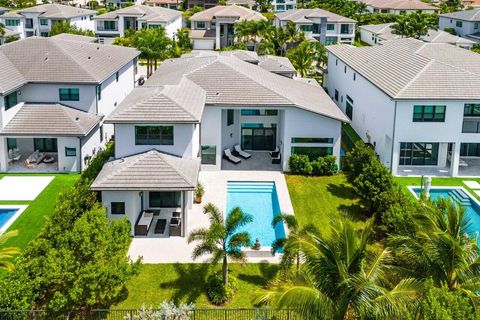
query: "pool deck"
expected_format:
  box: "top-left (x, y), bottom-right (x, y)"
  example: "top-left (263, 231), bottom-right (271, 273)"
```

top-left (127, 170), bottom-right (294, 264)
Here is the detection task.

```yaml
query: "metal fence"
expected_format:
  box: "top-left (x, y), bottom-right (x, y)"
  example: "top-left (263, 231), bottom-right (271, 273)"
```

top-left (0, 309), bottom-right (301, 320)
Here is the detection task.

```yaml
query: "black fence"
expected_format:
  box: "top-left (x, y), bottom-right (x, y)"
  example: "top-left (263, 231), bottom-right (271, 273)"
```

top-left (0, 309), bottom-right (301, 320)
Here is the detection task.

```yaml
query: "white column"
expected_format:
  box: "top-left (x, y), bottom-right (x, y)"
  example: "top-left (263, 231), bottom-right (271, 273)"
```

top-left (215, 21), bottom-right (220, 50)
top-left (0, 137), bottom-right (8, 172)
top-left (391, 141), bottom-right (400, 176)
top-left (437, 143), bottom-right (448, 168)
top-left (450, 142), bottom-right (460, 177)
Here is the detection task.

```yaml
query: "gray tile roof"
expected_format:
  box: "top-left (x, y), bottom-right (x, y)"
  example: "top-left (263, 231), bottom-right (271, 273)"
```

top-left (361, 0), bottom-right (438, 10)
top-left (258, 55), bottom-right (296, 75)
top-left (95, 5), bottom-right (181, 23)
top-left (1, 27), bottom-right (20, 38)
top-left (440, 8), bottom-right (480, 21)
top-left (275, 8), bottom-right (356, 23)
top-left (90, 150), bottom-right (200, 191)
top-left (190, 5), bottom-right (266, 22)
top-left (142, 54), bottom-right (349, 122)
top-left (51, 33), bottom-right (97, 42)
top-left (0, 37), bottom-right (139, 95)
top-left (0, 103), bottom-right (102, 136)
top-left (188, 29), bottom-right (216, 39)
top-left (181, 50), bottom-right (260, 63)
top-left (17, 4), bottom-right (95, 19)
top-left (327, 38), bottom-right (480, 100)
top-left (106, 78), bottom-right (206, 124)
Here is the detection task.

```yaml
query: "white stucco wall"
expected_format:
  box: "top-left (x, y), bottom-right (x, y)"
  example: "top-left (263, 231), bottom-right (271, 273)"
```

top-left (439, 16), bottom-right (479, 37)
top-left (164, 15), bottom-right (182, 38)
top-left (57, 136), bottom-right (81, 172)
top-left (200, 107), bottom-right (222, 170)
top-left (81, 125), bottom-right (102, 170)
top-left (102, 190), bottom-right (141, 235)
top-left (71, 15), bottom-right (95, 32)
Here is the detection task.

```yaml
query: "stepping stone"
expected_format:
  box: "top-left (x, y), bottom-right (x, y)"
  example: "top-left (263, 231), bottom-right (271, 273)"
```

top-left (463, 181), bottom-right (480, 189)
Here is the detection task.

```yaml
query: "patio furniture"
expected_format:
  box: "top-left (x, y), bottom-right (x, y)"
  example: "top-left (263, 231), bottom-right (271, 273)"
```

top-left (8, 149), bottom-right (21, 162)
top-left (154, 219), bottom-right (167, 234)
top-left (169, 217), bottom-right (182, 237)
top-left (272, 152), bottom-right (281, 164)
top-left (24, 150), bottom-right (45, 167)
top-left (234, 145), bottom-right (251, 159)
top-left (223, 149), bottom-right (241, 164)
top-left (172, 208), bottom-right (181, 218)
top-left (43, 155), bottom-right (55, 164)
top-left (135, 211), bottom-right (154, 236)
top-left (270, 146), bottom-right (280, 158)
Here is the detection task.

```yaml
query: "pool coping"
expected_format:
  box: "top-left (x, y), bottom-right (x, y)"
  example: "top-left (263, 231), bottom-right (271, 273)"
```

top-left (407, 185), bottom-right (480, 207)
top-left (0, 204), bottom-right (28, 235)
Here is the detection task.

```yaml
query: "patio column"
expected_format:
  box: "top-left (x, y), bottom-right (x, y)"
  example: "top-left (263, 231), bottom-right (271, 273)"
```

top-left (450, 142), bottom-right (460, 177)
top-left (0, 138), bottom-right (8, 172)
top-left (215, 21), bottom-right (221, 49)
top-left (390, 142), bottom-right (400, 176)
top-left (182, 191), bottom-right (186, 237)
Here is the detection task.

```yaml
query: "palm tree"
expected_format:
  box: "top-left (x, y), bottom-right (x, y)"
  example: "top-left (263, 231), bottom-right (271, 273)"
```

top-left (284, 21), bottom-right (305, 47)
top-left (309, 41), bottom-right (327, 68)
top-left (234, 20), bottom-right (250, 44)
top-left (0, 23), bottom-right (5, 36)
top-left (258, 39), bottom-right (276, 55)
top-left (188, 203), bottom-right (252, 286)
top-left (256, 219), bottom-right (421, 320)
top-left (408, 13), bottom-right (431, 39)
top-left (390, 200), bottom-right (480, 298)
top-left (132, 27), bottom-right (172, 77)
top-left (391, 15), bottom-right (410, 38)
top-left (286, 41), bottom-right (315, 77)
top-left (271, 214), bottom-right (317, 273)
top-left (0, 230), bottom-right (20, 271)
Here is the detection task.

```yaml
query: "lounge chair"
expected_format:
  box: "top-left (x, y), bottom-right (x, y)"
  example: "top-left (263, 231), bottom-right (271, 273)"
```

top-left (223, 149), bottom-right (241, 164)
top-left (135, 211), bottom-right (154, 236)
top-left (169, 217), bottom-right (182, 237)
top-left (234, 145), bottom-right (251, 159)
top-left (8, 149), bottom-right (21, 162)
top-left (172, 208), bottom-right (181, 218)
top-left (272, 152), bottom-right (281, 164)
top-left (24, 150), bottom-right (45, 167)
top-left (270, 146), bottom-right (280, 158)
top-left (154, 219), bottom-right (167, 234)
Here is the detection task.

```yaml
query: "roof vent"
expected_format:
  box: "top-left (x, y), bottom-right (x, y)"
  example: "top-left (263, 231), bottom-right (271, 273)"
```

top-left (75, 117), bottom-right (79, 121)
top-left (215, 92), bottom-right (220, 95)
top-left (88, 56), bottom-right (91, 59)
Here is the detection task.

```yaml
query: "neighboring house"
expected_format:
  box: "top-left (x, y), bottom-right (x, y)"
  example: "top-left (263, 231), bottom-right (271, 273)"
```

top-left (0, 36), bottom-right (139, 173)
top-left (145, 0), bottom-right (181, 10)
top-left (186, 0), bottom-right (218, 9)
top-left (189, 5), bottom-right (266, 50)
top-left (360, 23), bottom-right (476, 49)
top-left (274, 9), bottom-right (356, 45)
top-left (91, 51), bottom-right (348, 236)
top-left (226, 0), bottom-right (256, 9)
top-left (439, 9), bottom-right (480, 43)
top-left (0, 4), bottom-right (96, 39)
top-left (0, 27), bottom-right (20, 45)
top-left (271, 0), bottom-right (296, 12)
top-left (0, 7), bottom-right (9, 15)
top-left (324, 38), bottom-right (480, 177)
top-left (94, 5), bottom-right (182, 44)
top-left (359, 0), bottom-right (439, 14)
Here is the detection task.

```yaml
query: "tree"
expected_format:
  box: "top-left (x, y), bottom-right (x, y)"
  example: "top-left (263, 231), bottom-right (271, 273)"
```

top-left (132, 27), bottom-right (172, 77)
top-left (390, 200), bottom-right (480, 300)
top-left (253, 0), bottom-right (272, 12)
top-left (286, 41), bottom-right (315, 77)
top-left (48, 21), bottom-right (94, 37)
top-left (0, 23), bottom-right (5, 36)
top-left (391, 14), bottom-right (411, 38)
top-left (309, 41), bottom-right (327, 68)
top-left (344, 141), bottom-right (376, 178)
top-left (391, 12), bottom-right (437, 39)
top-left (472, 44), bottom-right (480, 54)
top-left (256, 219), bottom-right (421, 319)
top-left (188, 203), bottom-right (252, 286)
top-left (234, 20), bottom-right (251, 44)
top-left (258, 39), bottom-right (275, 55)
top-left (284, 21), bottom-right (305, 47)
top-left (0, 230), bottom-right (20, 271)
top-left (174, 28), bottom-right (192, 50)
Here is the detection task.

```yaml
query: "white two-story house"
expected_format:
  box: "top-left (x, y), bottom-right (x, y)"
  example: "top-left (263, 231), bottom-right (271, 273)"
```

top-left (0, 4), bottom-right (96, 38)
top-left (325, 38), bottom-right (480, 177)
top-left (0, 36), bottom-right (139, 173)
top-left (91, 51), bottom-right (348, 236)
top-left (94, 5), bottom-right (182, 44)
top-left (274, 9), bottom-right (356, 45)
top-left (360, 0), bottom-right (439, 14)
top-left (189, 5), bottom-right (266, 50)
top-left (439, 9), bottom-right (480, 43)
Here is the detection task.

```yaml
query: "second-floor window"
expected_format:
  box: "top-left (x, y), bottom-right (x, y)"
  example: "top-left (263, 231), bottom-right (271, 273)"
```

top-left (135, 125), bottom-right (174, 145)
top-left (299, 24), bottom-right (313, 32)
top-left (456, 20), bottom-right (463, 28)
top-left (25, 18), bottom-right (33, 28)
top-left (327, 24), bottom-right (334, 31)
top-left (59, 88), bottom-right (79, 101)
top-left (103, 21), bottom-right (117, 30)
top-left (412, 105), bottom-right (446, 122)
top-left (5, 19), bottom-right (20, 26)
top-left (340, 24), bottom-right (349, 34)
top-left (4, 91), bottom-right (18, 110)
top-left (196, 21), bottom-right (206, 29)
top-left (40, 19), bottom-right (48, 26)
top-left (464, 103), bottom-right (480, 117)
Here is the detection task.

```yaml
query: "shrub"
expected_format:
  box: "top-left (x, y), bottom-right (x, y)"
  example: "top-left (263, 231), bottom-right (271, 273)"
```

top-left (288, 154), bottom-right (312, 175)
top-left (344, 141), bottom-right (376, 179)
top-left (79, 142), bottom-right (114, 184)
top-left (206, 271), bottom-right (238, 305)
top-left (311, 155), bottom-right (338, 176)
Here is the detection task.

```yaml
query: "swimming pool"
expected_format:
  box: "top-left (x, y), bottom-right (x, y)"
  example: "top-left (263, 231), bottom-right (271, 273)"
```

top-left (226, 182), bottom-right (286, 248)
top-left (0, 208), bottom-right (19, 232)
top-left (410, 187), bottom-right (480, 236)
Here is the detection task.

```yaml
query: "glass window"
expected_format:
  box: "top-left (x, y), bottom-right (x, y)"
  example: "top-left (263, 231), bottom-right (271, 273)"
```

top-left (65, 147), bottom-right (76, 157)
top-left (5, 19), bottom-right (20, 26)
top-left (40, 18), bottom-right (48, 25)
top-left (116, 71), bottom-right (119, 82)
top-left (399, 142), bottom-right (438, 166)
top-left (196, 21), bottom-right (206, 29)
top-left (340, 24), bottom-right (349, 34)
top-left (40, 32), bottom-right (49, 37)
top-left (346, 100), bottom-right (353, 120)
top-left (135, 125), bottom-right (174, 145)
top-left (291, 146), bottom-right (333, 161)
top-left (149, 192), bottom-right (181, 208)
top-left (4, 91), bottom-right (18, 110)
top-left (464, 104), bottom-right (480, 116)
top-left (96, 85), bottom-right (101, 101)
top-left (104, 20), bottom-right (116, 30)
top-left (326, 24), bottom-right (335, 31)
top-left (201, 145), bottom-right (216, 165)
top-left (240, 109), bottom-right (278, 116)
top-left (7, 138), bottom-right (17, 150)
top-left (299, 24), bottom-right (313, 32)
top-left (461, 143), bottom-right (480, 157)
top-left (59, 88), bottom-right (79, 101)
top-left (291, 137), bottom-right (333, 143)
top-left (111, 202), bottom-right (125, 215)
top-left (412, 105), bottom-right (445, 122)
top-left (34, 138), bottom-right (57, 152)
top-left (456, 20), bottom-right (463, 28)
top-left (227, 109), bottom-right (234, 126)
top-left (334, 90), bottom-right (339, 101)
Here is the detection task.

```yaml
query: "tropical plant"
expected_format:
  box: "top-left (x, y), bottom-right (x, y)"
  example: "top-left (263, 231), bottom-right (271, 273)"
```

top-left (284, 21), bottom-right (305, 46)
top-left (174, 28), bottom-right (192, 50)
top-left (0, 230), bottom-right (20, 271)
top-left (0, 23), bottom-right (5, 36)
top-left (286, 41), bottom-right (315, 77)
top-left (234, 20), bottom-right (251, 44)
top-left (256, 219), bottom-right (421, 319)
top-left (391, 12), bottom-right (436, 39)
top-left (390, 199), bottom-right (480, 300)
top-left (48, 21), bottom-right (94, 37)
top-left (188, 203), bottom-right (252, 286)
top-left (258, 39), bottom-right (275, 55)
top-left (472, 44), bottom-right (480, 54)
top-left (391, 14), bottom-right (410, 38)
top-left (132, 27), bottom-right (172, 77)
top-left (253, 0), bottom-right (273, 12)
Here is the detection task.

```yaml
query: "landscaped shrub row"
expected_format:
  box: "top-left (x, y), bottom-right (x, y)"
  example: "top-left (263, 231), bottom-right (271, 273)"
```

top-left (288, 154), bottom-right (338, 176)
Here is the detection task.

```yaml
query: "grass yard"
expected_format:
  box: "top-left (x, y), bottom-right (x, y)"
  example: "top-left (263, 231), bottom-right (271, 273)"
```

top-left (115, 263), bottom-right (279, 309)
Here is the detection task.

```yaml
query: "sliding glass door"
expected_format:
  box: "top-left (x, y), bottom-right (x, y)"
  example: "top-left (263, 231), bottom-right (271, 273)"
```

top-left (241, 125), bottom-right (276, 151)
top-left (399, 142), bottom-right (439, 166)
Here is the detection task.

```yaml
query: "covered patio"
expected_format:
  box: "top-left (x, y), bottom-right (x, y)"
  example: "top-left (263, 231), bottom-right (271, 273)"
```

top-left (221, 151), bottom-right (282, 171)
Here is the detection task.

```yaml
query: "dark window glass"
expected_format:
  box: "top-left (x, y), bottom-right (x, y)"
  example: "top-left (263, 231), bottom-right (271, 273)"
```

top-left (291, 137), bottom-right (333, 143)
top-left (149, 192), bottom-right (181, 208)
top-left (327, 23), bottom-right (334, 30)
top-left (65, 147), bottom-right (76, 157)
top-left (412, 105), bottom-right (445, 122)
top-left (116, 71), bottom-right (119, 82)
top-left (334, 90), bottom-right (339, 101)
top-left (59, 88), bottom-right (79, 101)
top-left (96, 85), bottom-right (102, 100)
top-left (346, 101), bottom-right (353, 120)
top-left (399, 142), bottom-right (438, 166)
top-left (34, 138), bottom-right (57, 152)
top-left (7, 138), bottom-right (17, 150)
top-left (201, 145), bottom-right (216, 165)
top-left (340, 24), bottom-right (349, 34)
top-left (291, 146), bottom-right (333, 161)
top-left (464, 104), bottom-right (480, 116)
top-left (240, 109), bottom-right (277, 116)
top-left (227, 109), bottom-right (234, 126)
top-left (135, 126), bottom-right (174, 145)
top-left (4, 91), bottom-right (18, 110)
top-left (111, 202), bottom-right (125, 215)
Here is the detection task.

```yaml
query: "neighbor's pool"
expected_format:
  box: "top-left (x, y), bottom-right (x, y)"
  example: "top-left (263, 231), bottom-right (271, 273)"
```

top-left (226, 182), bottom-right (286, 247)
top-left (411, 187), bottom-right (480, 236)
top-left (0, 208), bottom-right (19, 231)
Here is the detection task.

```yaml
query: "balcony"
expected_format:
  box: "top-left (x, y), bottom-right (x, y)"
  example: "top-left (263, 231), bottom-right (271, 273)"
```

top-left (96, 25), bottom-right (118, 31)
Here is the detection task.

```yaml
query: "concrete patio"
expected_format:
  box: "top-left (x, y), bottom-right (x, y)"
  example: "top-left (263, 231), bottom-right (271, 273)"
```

top-left (221, 151), bottom-right (281, 171)
top-left (127, 170), bottom-right (294, 264)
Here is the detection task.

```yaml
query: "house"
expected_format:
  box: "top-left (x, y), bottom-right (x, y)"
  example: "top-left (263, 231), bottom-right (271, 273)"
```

top-left (324, 38), bottom-right (480, 177)
top-left (185, 0), bottom-right (218, 9)
top-left (0, 36), bottom-right (139, 173)
top-left (360, 23), bottom-right (476, 49)
top-left (145, 0), bottom-right (181, 10)
top-left (271, 0), bottom-right (296, 12)
top-left (0, 27), bottom-right (20, 45)
top-left (94, 5), bottom-right (182, 44)
top-left (91, 51), bottom-right (348, 236)
top-left (0, 7), bottom-right (9, 15)
top-left (107, 0), bottom-right (143, 8)
top-left (189, 5), bottom-right (266, 50)
top-left (274, 9), bottom-right (356, 45)
top-left (439, 9), bottom-right (480, 43)
top-left (226, 0), bottom-right (256, 9)
top-left (359, 0), bottom-right (439, 14)
top-left (0, 4), bottom-right (96, 38)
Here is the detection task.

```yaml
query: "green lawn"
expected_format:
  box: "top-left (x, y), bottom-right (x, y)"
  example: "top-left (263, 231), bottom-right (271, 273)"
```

top-left (0, 173), bottom-right (80, 250)
top-left (115, 263), bottom-right (279, 309)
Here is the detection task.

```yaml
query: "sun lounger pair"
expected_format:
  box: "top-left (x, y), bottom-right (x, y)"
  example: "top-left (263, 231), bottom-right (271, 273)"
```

top-left (135, 211), bottom-right (154, 236)
top-left (224, 145), bottom-right (251, 164)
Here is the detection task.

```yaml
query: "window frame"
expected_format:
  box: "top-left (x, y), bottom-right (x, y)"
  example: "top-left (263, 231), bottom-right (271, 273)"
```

top-left (33, 138), bottom-right (57, 152)
top-left (59, 88), bottom-right (80, 101)
top-left (149, 191), bottom-right (181, 208)
top-left (134, 125), bottom-right (174, 145)
top-left (4, 91), bottom-right (18, 110)
top-left (412, 105), bottom-right (446, 122)
top-left (227, 109), bottom-right (234, 126)
top-left (65, 147), bottom-right (77, 157)
top-left (201, 145), bottom-right (216, 165)
top-left (111, 202), bottom-right (126, 215)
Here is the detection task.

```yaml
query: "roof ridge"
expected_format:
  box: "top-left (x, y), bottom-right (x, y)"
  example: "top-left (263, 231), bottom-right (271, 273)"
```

top-left (59, 103), bottom-right (91, 133)
top-left (50, 38), bottom-right (98, 82)
top-left (156, 151), bottom-right (196, 186)
top-left (396, 58), bottom-right (434, 97)
top-left (162, 82), bottom-right (201, 120)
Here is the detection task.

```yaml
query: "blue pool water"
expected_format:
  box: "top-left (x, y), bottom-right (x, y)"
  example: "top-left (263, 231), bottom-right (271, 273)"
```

top-left (0, 209), bottom-right (18, 230)
top-left (412, 187), bottom-right (480, 236)
top-left (226, 182), bottom-right (286, 247)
